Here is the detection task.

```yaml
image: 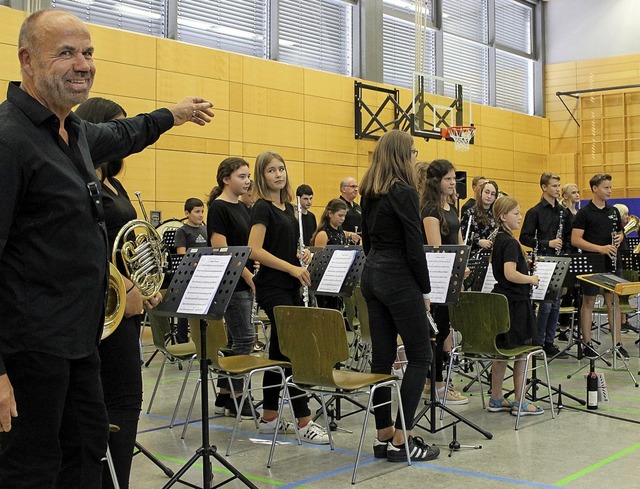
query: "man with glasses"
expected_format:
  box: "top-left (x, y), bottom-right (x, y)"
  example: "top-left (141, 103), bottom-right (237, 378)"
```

top-left (339, 177), bottom-right (362, 244)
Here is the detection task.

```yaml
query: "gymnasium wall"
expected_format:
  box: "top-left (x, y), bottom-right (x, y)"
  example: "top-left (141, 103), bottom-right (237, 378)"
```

top-left (0, 6), bottom-right (549, 222)
top-left (546, 52), bottom-right (640, 199)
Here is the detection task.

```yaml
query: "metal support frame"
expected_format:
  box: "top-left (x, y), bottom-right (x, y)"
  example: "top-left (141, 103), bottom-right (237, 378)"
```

top-left (556, 84), bottom-right (640, 128)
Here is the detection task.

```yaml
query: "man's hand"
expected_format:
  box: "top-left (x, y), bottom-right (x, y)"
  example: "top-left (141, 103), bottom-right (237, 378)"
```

top-left (0, 374), bottom-right (18, 432)
top-left (170, 97), bottom-right (215, 126)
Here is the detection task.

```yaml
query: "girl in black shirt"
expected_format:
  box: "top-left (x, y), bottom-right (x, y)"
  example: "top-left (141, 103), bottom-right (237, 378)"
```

top-left (311, 198), bottom-right (348, 247)
top-left (360, 130), bottom-right (439, 462)
top-left (418, 160), bottom-right (468, 406)
top-left (489, 196), bottom-right (543, 416)
top-left (461, 180), bottom-right (499, 256)
top-left (247, 151), bottom-right (329, 445)
top-left (207, 157), bottom-right (256, 418)
top-left (76, 98), bottom-right (162, 489)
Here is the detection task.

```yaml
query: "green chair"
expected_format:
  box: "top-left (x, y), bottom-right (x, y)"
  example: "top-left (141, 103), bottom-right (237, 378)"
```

top-left (447, 291), bottom-right (556, 430)
top-left (181, 318), bottom-right (290, 457)
top-left (145, 310), bottom-right (197, 425)
top-left (272, 306), bottom-right (411, 484)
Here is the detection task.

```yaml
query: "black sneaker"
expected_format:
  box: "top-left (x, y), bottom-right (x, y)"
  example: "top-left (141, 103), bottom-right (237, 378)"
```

top-left (224, 397), bottom-right (256, 420)
top-left (582, 342), bottom-right (598, 359)
top-left (557, 330), bottom-right (570, 342)
top-left (616, 343), bottom-right (630, 360)
top-left (373, 437), bottom-right (392, 458)
top-left (387, 436), bottom-right (440, 462)
top-left (544, 343), bottom-right (569, 359)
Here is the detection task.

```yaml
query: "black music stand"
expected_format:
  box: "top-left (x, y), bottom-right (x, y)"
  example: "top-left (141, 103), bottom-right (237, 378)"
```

top-left (463, 251), bottom-right (490, 292)
top-left (154, 246), bottom-right (257, 489)
top-left (307, 245), bottom-right (366, 429)
top-left (415, 245), bottom-right (493, 441)
top-left (523, 257), bottom-right (586, 407)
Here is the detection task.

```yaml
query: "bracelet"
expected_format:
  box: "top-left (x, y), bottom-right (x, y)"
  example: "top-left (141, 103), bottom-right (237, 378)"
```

top-left (422, 293), bottom-right (431, 300)
top-left (126, 284), bottom-right (135, 294)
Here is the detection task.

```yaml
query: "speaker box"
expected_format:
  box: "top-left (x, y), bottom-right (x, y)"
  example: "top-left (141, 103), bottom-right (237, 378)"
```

top-left (456, 171), bottom-right (467, 200)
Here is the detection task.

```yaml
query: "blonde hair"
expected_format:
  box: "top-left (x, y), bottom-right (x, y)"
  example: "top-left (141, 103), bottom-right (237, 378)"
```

top-left (560, 183), bottom-right (579, 208)
top-left (253, 151), bottom-right (293, 203)
top-left (492, 196), bottom-right (519, 236)
top-left (360, 130), bottom-right (416, 197)
top-left (614, 203), bottom-right (629, 218)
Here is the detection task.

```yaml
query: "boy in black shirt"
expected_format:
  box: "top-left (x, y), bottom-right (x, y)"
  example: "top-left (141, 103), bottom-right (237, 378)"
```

top-left (571, 174), bottom-right (627, 359)
top-left (296, 184), bottom-right (317, 246)
top-left (175, 197), bottom-right (207, 253)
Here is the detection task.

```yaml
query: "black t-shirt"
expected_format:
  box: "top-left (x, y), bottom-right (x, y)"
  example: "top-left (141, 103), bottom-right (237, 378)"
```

top-left (301, 211), bottom-right (317, 246)
top-left (573, 201), bottom-right (622, 271)
top-left (421, 203), bottom-right (460, 245)
top-left (340, 196), bottom-right (362, 232)
top-left (460, 198), bottom-right (476, 217)
top-left (207, 199), bottom-right (253, 291)
top-left (174, 224), bottom-right (208, 250)
top-left (250, 199), bottom-right (300, 290)
top-left (100, 177), bottom-right (137, 252)
top-left (491, 231), bottom-right (530, 300)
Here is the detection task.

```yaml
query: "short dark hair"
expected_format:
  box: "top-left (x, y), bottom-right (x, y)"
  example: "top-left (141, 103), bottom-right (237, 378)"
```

top-left (589, 173), bottom-right (612, 190)
top-left (540, 172), bottom-right (560, 188)
top-left (184, 198), bottom-right (204, 212)
top-left (296, 184), bottom-right (313, 197)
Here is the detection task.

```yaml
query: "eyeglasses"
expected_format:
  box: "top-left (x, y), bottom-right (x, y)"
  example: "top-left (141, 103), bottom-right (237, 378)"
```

top-left (411, 149), bottom-right (419, 156)
top-left (346, 185), bottom-right (358, 189)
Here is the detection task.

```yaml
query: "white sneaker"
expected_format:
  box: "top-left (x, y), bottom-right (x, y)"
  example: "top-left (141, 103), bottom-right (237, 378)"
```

top-left (258, 417), bottom-right (295, 434)
top-left (299, 421), bottom-right (330, 445)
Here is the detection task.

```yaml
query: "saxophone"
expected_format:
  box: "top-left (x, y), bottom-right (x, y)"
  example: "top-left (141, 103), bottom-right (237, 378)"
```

top-left (296, 196), bottom-right (309, 307)
top-left (555, 208), bottom-right (564, 256)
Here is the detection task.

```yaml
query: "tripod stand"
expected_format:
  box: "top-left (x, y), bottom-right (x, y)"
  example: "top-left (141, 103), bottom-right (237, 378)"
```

top-left (133, 441), bottom-right (174, 478)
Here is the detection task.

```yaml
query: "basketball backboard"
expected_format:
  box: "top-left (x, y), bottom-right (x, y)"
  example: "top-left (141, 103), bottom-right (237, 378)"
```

top-left (412, 72), bottom-right (474, 141)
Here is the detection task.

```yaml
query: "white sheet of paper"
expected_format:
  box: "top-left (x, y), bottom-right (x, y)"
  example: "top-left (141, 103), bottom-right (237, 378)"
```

top-left (481, 266), bottom-right (497, 293)
top-left (177, 254), bottom-right (232, 315)
top-left (425, 252), bottom-right (456, 304)
top-left (316, 250), bottom-right (357, 294)
top-left (531, 261), bottom-right (557, 301)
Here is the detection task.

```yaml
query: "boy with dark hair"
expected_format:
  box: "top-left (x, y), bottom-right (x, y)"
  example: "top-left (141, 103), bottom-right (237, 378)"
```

top-left (296, 184), bottom-right (317, 246)
top-left (571, 174), bottom-right (628, 359)
top-left (175, 197), bottom-right (207, 253)
top-left (520, 172), bottom-right (572, 359)
top-left (174, 198), bottom-right (207, 343)
top-left (460, 175), bottom-right (486, 216)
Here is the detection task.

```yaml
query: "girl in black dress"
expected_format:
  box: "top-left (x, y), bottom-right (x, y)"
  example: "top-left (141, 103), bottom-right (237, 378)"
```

top-left (75, 98), bottom-right (162, 489)
top-left (311, 198), bottom-right (348, 247)
top-left (418, 160), bottom-right (468, 405)
top-left (247, 151), bottom-right (329, 444)
top-left (489, 196), bottom-right (543, 416)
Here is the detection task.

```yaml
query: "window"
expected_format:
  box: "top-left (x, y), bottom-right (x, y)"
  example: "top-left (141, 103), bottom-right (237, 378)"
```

top-left (52, 0), bottom-right (166, 38)
top-left (277, 0), bottom-right (353, 76)
top-left (495, 0), bottom-right (532, 55)
top-left (442, 0), bottom-right (488, 43)
top-left (176, 0), bottom-right (267, 57)
top-left (443, 34), bottom-right (489, 105)
top-left (496, 50), bottom-right (533, 114)
top-left (383, 14), bottom-right (435, 89)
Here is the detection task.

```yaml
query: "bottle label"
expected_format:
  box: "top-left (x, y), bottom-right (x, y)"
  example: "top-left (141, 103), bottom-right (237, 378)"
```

top-left (587, 390), bottom-right (598, 408)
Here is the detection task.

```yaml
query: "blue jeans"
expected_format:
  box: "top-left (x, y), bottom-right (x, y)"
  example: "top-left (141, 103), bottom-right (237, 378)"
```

top-left (219, 289), bottom-right (254, 392)
top-left (361, 249), bottom-right (432, 430)
top-left (536, 297), bottom-right (561, 346)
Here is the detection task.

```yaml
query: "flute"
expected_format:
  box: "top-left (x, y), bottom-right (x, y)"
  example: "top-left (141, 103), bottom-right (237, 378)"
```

top-left (463, 213), bottom-right (473, 245)
top-left (555, 208), bottom-right (564, 256)
top-left (296, 196), bottom-right (309, 307)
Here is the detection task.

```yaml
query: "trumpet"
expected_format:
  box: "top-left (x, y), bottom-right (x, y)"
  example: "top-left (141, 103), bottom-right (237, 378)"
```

top-left (103, 191), bottom-right (167, 340)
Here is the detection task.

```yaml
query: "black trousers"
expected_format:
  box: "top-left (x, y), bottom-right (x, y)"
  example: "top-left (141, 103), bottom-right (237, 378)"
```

top-left (99, 316), bottom-right (143, 489)
top-left (0, 349), bottom-right (109, 489)
top-left (256, 286), bottom-right (311, 418)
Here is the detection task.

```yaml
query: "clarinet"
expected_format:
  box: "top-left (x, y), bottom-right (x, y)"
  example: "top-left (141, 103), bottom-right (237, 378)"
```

top-left (530, 230), bottom-right (538, 296)
top-left (611, 211), bottom-right (618, 270)
top-left (555, 208), bottom-right (564, 256)
top-left (296, 197), bottom-right (309, 307)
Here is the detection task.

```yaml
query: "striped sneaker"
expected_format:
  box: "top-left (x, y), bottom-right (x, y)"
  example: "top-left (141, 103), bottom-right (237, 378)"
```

top-left (299, 421), bottom-right (330, 445)
top-left (387, 436), bottom-right (440, 462)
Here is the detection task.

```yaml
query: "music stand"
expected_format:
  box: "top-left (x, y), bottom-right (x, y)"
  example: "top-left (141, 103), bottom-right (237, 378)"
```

top-left (572, 273), bottom-right (640, 387)
top-left (154, 246), bottom-right (257, 489)
top-left (307, 245), bottom-right (366, 428)
top-left (415, 245), bottom-right (493, 441)
top-left (463, 252), bottom-right (490, 292)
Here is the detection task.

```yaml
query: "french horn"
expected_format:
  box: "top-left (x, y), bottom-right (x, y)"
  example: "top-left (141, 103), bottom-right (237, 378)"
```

top-left (623, 215), bottom-right (640, 253)
top-left (102, 193), bottom-right (167, 340)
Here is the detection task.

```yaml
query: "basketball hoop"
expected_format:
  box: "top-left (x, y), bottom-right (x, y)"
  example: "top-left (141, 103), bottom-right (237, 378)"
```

top-left (443, 126), bottom-right (476, 152)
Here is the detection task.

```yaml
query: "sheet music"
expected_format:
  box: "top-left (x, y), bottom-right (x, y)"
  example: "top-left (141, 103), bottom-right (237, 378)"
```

top-left (316, 249), bottom-right (357, 294)
top-left (531, 261), bottom-right (557, 301)
top-left (481, 266), bottom-right (497, 293)
top-left (425, 252), bottom-right (456, 303)
top-left (177, 254), bottom-right (232, 314)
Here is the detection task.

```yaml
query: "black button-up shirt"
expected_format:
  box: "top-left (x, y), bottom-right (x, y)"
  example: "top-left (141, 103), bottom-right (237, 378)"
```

top-left (340, 195), bottom-right (362, 233)
top-left (520, 197), bottom-right (573, 256)
top-left (0, 82), bottom-right (174, 374)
